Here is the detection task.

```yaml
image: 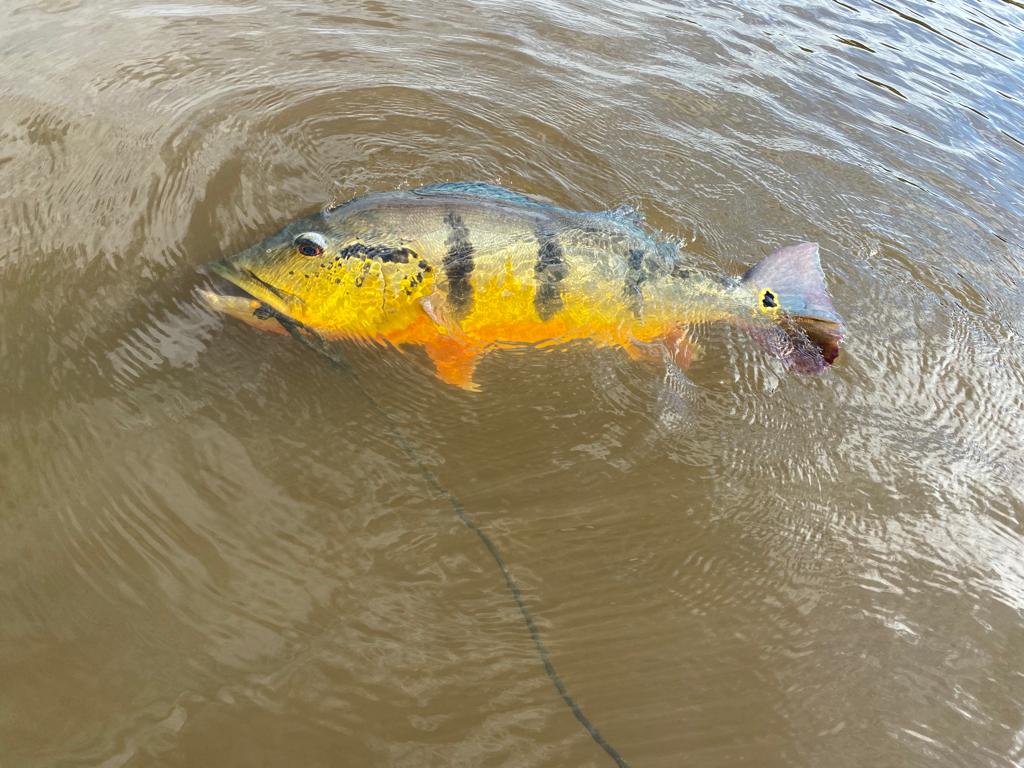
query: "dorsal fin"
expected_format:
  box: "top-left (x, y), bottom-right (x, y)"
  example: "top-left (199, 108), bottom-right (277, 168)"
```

top-left (601, 204), bottom-right (646, 226)
top-left (411, 182), bottom-right (548, 207)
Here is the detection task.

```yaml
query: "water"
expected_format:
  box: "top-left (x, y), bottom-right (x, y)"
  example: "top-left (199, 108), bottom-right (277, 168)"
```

top-left (1, 1), bottom-right (1022, 766)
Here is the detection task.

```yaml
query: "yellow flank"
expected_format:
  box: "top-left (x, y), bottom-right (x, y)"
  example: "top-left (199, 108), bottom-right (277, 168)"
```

top-left (461, 257), bottom-right (539, 336)
top-left (212, 239), bottom-right (753, 390)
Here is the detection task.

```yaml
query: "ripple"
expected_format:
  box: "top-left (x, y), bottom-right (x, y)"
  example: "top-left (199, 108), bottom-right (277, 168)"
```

top-left (3, 0), bottom-right (1024, 765)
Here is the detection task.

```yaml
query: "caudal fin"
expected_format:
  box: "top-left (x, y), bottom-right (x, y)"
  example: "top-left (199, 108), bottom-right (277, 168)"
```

top-left (741, 242), bottom-right (845, 373)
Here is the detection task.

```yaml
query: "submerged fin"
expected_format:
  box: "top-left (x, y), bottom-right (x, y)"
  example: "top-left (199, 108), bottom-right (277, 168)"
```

top-left (418, 294), bottom-right (463, 335)
top-left (741, 242), bottom-right (844, 372)
top-left (661, 326), bottom-right (702, 370)
top-left (655, 358), bottom-right (700, 431)
top-left (423, 339), bottom-right (482, 391)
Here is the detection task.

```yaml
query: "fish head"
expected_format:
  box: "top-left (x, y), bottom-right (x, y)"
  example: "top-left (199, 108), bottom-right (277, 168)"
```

top-left (201, 208), bottom-right (435, 339)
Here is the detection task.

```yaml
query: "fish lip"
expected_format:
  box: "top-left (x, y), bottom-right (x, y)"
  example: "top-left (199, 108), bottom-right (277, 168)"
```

top-left (206, 259), bottom-right (299, 319)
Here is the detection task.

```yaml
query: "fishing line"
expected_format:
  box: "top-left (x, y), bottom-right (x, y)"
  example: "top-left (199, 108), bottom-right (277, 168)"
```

top-left (272, 314), bottom-right (631, 768)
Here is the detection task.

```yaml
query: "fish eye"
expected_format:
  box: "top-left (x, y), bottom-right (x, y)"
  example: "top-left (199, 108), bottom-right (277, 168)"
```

top-left (294, 232), bottom-right (327, 258)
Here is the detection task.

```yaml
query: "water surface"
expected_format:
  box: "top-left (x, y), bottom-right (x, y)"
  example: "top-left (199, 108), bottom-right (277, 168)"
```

top-left (1, 0), bottom-right (1023, 766)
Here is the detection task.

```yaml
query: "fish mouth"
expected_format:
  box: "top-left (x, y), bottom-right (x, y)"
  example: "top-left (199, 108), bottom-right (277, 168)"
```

top-left (199, 260), bottom-right (299, 330)
top-left (209, 259), bottom-right (292, 306)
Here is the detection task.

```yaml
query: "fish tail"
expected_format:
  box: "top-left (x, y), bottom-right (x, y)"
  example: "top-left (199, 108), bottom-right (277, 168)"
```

top-left (739, 242), bottom-right (845, 373)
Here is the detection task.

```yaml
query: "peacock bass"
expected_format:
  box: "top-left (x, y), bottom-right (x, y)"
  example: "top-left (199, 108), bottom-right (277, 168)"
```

top-left (200, 182), bottom-right (844, 389)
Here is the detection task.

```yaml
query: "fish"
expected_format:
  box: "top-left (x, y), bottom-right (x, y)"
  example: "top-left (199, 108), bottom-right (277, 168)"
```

top-left (200, 182), bottom-right (844, 389)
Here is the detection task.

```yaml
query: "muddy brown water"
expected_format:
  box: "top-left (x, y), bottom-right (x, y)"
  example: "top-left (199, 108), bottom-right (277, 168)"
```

top-left (2, 1), bottom-right (1023, 766)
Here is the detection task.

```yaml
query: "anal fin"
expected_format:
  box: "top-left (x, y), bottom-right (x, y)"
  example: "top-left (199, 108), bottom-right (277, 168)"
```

top-left (662, 326), bottom-right (702, 370)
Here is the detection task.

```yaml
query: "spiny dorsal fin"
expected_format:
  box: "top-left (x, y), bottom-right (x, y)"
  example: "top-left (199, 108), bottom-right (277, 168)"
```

top-left (601, 204), bottom-right (646, 226)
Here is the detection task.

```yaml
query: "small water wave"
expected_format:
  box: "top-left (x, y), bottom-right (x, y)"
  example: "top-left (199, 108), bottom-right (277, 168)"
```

top-left (2, 0), bottom-right (1023, 765)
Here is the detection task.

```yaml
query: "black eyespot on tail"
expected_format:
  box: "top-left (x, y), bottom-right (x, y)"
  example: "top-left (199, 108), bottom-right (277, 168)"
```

top-left (762, 290), bottom-right (777, 308)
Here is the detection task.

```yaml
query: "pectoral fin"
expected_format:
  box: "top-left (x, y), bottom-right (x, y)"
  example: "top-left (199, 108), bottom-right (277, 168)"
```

top-left (423, 339), bottom-right (482, 391)
top-left (418, 295), bottom-right (466, 337)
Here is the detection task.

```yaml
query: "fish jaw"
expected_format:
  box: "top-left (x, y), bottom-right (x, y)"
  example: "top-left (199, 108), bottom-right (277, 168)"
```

top-left (197, 288), bottom-right (288, 334)
top-left (204, 258), bottom-right (303, 330)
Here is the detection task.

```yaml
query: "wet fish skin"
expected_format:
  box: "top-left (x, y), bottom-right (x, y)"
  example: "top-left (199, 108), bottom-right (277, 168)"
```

top-left (203, 183), bottom-right (844, 388)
